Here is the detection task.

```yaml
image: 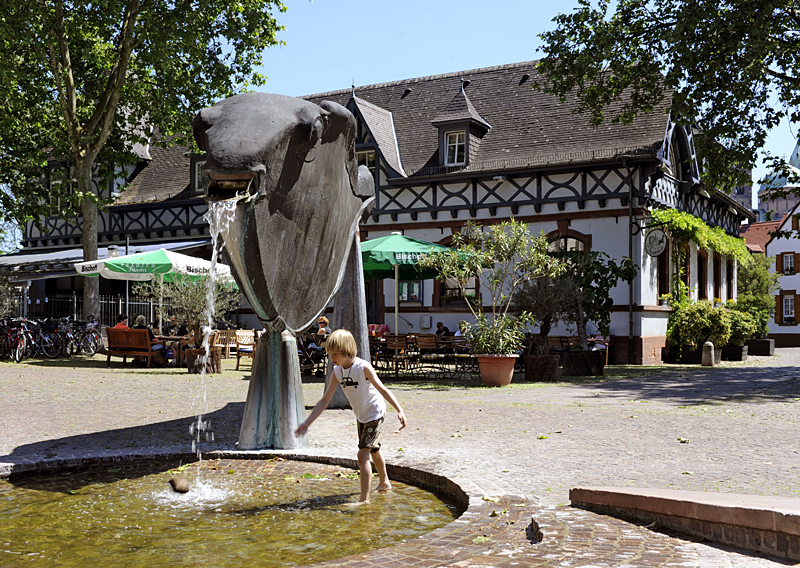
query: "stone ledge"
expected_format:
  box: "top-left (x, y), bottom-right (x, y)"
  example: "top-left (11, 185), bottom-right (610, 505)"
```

top-left (570, 486), bottom-right (800, 561)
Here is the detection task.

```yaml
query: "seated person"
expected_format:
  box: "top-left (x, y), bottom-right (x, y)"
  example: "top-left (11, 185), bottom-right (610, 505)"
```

top-left (316, 316), bottom-right (331, 336)
top-left (454, 320), bottom-right (468, 337)
top-left (435, 321), bottom-right (450, 336)
top-left (113, 314), bottom-right (129, 329)
top-left (166, 315), bottom-right (188, 336)
top-left (133, 314), bottom-right (166, 365)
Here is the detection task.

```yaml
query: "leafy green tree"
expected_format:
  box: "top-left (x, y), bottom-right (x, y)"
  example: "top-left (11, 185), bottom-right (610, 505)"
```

top-left (735, 253), bottom-right (781, 337)
top-left (420, 219), bottom-right (565, 355)
top-left (134, 274), bottom-right (240, 348)
top-left (536, 0), bottom-right (800, 194)
top-left (557, 250), bottom-right (638, 350)
top-left (0, 0), bottom-right (285, 318)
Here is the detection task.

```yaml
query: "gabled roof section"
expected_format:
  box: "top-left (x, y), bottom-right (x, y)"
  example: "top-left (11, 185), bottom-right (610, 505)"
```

top-left (740, 214), bottom-right (787, 253)
top-left (116, 144), bottom-right (190, 205)
top-left (350, 96), bottom-right (406, 178)
top-left (304, 61), bottom-right (670, 178)
top-left (431, 83), bottom-right (491, 131)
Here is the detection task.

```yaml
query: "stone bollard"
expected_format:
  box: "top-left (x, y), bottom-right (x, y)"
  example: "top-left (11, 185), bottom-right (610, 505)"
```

top-left (701, 341), bottom-right (715, 366)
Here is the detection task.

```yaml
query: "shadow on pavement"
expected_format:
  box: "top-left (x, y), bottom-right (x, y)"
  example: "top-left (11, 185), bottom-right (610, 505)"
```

top-left (568, 362), bottom-right (800, 406)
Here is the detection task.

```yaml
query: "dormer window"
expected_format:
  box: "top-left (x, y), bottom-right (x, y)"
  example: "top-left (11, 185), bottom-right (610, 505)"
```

top-left (445, 131), bottom-right (466, 165)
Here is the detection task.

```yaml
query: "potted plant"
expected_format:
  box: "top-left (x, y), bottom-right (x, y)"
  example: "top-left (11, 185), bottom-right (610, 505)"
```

top-left (667, 300), bottom-right (731, 364)
top-left (512, 274), bottom-right (578, 382)
top-left (420, 219), bottom-right (565, 386)
top-left (721, 305), bottom-right (756, 361)
top-left (557, 250), bottom-right (637, 375)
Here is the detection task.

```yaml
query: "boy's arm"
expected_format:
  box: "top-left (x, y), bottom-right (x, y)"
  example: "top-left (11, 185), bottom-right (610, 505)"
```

top-left (364, 366), bottom-right (407, 430)
top-left (295, 374), bottom-right (339, 436)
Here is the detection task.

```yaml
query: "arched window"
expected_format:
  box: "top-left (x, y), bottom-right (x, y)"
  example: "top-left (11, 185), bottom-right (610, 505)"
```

top-left (547, 225), bottom-right (592, 253)
top-left (548, 236), bottom-right (586, 253)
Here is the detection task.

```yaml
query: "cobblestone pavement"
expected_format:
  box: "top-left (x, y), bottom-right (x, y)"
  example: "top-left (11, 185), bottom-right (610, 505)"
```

top-left (1, 350), bottom-right (798, 567)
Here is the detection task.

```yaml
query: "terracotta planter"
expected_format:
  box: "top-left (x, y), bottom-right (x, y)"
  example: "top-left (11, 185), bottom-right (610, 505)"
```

top-left (524, 354), bottom-right (560, 382)
top-left (475, 354), bottom-right (518, 386)
top-left (562, 351), bottom-right (605, 376)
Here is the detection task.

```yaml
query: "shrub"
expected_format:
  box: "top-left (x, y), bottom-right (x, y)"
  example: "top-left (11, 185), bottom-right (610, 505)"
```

top-left (667, 300), bottom-right (731, 349)
top-left (726, 308), bottom-right (757, 346)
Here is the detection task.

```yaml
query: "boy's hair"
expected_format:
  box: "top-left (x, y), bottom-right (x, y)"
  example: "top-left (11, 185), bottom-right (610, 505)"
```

top-left (116, 313), bottom-right (128, 323)
top-left (325, 329), bottom-right (357, 359)
top-left (135, 314), bottom-right (146, 326)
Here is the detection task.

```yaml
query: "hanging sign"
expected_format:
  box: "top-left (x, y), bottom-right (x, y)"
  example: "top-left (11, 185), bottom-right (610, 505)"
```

top-left (645, 228), bottom-right (667, 257)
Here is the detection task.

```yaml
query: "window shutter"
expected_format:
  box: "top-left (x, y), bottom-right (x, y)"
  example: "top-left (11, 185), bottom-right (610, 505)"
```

top-left (795, 296), bottom-right (800, 324)
top-left (795, 253), bottom-right (799, 271)
top-left (793, 215), bottom-right (799, 231)
top-left (776, 295), bottom-right (782, 324)
top-left (777, 254), bottom-right (783, 273)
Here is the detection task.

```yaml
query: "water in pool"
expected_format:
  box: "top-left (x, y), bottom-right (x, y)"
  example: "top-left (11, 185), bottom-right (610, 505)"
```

top-left (0, 458), bottom-right (460, 567)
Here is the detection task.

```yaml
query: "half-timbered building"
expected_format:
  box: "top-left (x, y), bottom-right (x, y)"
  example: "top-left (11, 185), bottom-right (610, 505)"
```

top-left (3, 61), bottom-right (754, 363)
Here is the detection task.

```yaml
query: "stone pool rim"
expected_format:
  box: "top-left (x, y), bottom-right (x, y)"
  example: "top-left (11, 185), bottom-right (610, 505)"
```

top-left (1, 448), bottom-right (530, 568)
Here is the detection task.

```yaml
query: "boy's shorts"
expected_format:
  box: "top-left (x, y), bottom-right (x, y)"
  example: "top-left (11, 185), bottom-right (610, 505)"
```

top-left (357, 417), bottom-right (384, 452)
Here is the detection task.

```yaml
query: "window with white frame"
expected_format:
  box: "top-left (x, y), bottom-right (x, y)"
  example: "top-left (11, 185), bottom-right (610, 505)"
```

top-left (784, 295), bottom-right (795, 321)
top-left (783, 253), bottom-right (795, 274)
top-left (356, 150), bottom-right (376, 178)
top-left (445, 131), bottom-right (466, 165)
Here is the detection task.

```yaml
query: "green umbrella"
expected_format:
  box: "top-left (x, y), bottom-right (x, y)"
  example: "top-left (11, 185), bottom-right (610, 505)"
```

top-left (360, 233), bottom-right (450, 333)
top-left (75, 248), bottom-right (233, 282)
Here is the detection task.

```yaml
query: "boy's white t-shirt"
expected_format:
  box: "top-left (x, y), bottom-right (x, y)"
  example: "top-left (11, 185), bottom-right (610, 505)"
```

top-left (333, 357), bottom-right (386, 423)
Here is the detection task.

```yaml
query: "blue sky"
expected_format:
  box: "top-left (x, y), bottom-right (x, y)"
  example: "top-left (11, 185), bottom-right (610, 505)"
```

top-left (257, 0), bottom-right (796, 207)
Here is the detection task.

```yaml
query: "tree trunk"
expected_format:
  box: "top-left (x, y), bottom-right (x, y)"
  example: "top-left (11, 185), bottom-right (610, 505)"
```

top-left (80, 172), bottom-right (100, 320)
top-left (576, 297), bottom-right (589, 350)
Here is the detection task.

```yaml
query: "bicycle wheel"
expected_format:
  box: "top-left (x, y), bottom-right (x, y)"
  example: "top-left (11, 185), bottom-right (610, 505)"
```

top-left (78, 332), bottom-right (99, 357)
top-left (41, 331), bottom-right (63, 359)
top-left (12, 334), bottom-right (26, 363)
top-left (60, 332), bottom-right (76, 357)
top-left (23, 331), bottom-right (34, 359)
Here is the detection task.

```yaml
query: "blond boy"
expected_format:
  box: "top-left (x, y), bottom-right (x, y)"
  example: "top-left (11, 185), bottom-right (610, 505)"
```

top-left (295, 328), bottom-right (407, 504)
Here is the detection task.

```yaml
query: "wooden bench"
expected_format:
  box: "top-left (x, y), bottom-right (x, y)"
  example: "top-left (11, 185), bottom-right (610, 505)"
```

top-left (106, 328), bottom-right (160, 367)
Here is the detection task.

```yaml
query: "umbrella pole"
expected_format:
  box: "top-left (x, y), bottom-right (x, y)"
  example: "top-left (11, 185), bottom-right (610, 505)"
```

top-left (394, 264), bottom-right (399, 334)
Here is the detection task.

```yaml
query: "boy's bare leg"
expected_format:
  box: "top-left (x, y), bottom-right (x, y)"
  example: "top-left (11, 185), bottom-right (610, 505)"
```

top-left (371, 449), bottom-right (392, 491)
top-left (353, 447), bottom-right (373, 504)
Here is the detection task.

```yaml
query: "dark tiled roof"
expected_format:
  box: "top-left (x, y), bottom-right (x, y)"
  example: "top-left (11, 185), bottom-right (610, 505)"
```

top-left (432, 86), bottom-right (491, 130)
top-left (305, 61), bottom-right (670, 178)
top-left (352, 97), bottom-right (405, 177)
top-left (117, 144), bottom-right (190, 205)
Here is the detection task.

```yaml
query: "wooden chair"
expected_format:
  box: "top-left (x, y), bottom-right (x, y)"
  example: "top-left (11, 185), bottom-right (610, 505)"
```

top-left (383, 334), bottom-right (415, 378)
top-left (415, 334), bottom-right (446, 378)
top-left (213, 329), bottom-right (237, 358)
top-left (443, 336), bottom-right (477, 378)
top-left (236, 330), bottom-right (256, 370)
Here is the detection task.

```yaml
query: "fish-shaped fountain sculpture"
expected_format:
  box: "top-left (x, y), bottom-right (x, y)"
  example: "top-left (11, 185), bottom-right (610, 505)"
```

top-left (193, 92), bottom-right (374, 449)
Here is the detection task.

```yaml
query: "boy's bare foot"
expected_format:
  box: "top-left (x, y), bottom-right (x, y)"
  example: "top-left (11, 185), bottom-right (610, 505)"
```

top-left (344, 500), bottom-right (369, 507)
top-left (376, 483), bottom-right (392, 492)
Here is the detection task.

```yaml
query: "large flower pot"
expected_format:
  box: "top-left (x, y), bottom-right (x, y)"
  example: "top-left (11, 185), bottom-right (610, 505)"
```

top-left (562, 351), bottom-right (605, 376)
top-left (721, 344), bottom-right (748, 362)
top-left (524, 354), bottom-right (560, 382)
top-left (475, 354), bottom-right (518, 386)
top-left (745, 339), bottom-right (775, 356)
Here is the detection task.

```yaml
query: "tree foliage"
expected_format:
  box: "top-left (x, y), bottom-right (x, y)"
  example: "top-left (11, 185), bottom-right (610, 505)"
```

top-left (734, 253), bottom-right (781, 336)
top-left (0, 0), bottom-right (285, 315)
top-left (133, 273), bottom-right (240, 345)
top-left (536, 0), bottom-right (800, 193)
top-left (420, 219), bottom-right (565, 354)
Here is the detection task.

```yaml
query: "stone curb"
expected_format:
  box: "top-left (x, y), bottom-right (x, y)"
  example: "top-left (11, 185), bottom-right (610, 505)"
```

top-left (571, 486), bottom-right (800, 561)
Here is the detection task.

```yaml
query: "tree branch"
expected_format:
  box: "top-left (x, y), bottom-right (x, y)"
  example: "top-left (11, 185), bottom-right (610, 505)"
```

top-left (86, 0), bottom-right (141, 159)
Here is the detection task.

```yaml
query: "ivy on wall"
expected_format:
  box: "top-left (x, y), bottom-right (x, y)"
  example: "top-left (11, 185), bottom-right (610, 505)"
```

top-left (651, 208), bottom-right (751, 265)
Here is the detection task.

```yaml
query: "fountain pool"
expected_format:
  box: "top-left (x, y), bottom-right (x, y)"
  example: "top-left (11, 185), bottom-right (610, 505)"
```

top-left (1, 457), bottom-right (462, 567)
